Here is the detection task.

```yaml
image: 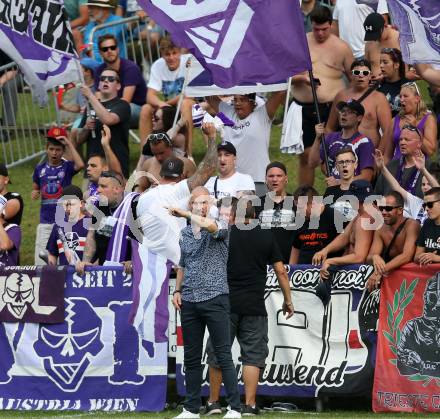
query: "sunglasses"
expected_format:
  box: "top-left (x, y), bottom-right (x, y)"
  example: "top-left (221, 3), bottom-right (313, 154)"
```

top-left (402, 81), bottom-right (421, 96)
top-left (147, 132), bottom-right (172, 146)
top-left (100, 170), bottom-right (123, 186)
top-left (336, 159), bottom-right (355, 166)
top-left (352, 69), bottom-right (371, 77)
top-left (99, 75), bottom-right (119, 83)
top-left (100, 45), bottom-right (117, 52)
top-left (423, 199), bottom-right (440, 210)
top-left (378, 205), bottom-right (401, 212)
top-left (401, 124), bottom-right (422, 139)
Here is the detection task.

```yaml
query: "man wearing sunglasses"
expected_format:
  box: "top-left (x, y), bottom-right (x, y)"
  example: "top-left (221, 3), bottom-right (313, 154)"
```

top-left (136, 132), bottom-right (196, 191)
top-left (415, 187), bottom-right (440, 266)
top-left (79, 68), bottom-right (131, 179)
top-left (94, 34), bottom-right (146, 128)
top-left (365, 191), bottom-right (419, 291)
top-left (326, 59), bottom-right (391, 148)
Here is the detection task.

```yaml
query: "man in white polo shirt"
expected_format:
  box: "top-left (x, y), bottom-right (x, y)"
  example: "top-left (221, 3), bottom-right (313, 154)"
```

top-left (205, 141), bottom-right (255, 200)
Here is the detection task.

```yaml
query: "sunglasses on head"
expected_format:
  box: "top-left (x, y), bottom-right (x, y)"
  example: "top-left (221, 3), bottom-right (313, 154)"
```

top-left (402, 81), bottom-right (421, 96)
top-left (423, 199), bottom-right (440, 210)
top-left (99, 75), bottom-right (119, 83)
top-left (378, 205), bottom-right (401, 212)
top-left (352, 69), bottom-right (371, 77)
top-left (100, 170), bottom-right (123, 186)
top-left (381, 47), bottom-right (400, 58)
top-left (401, 124), bottom-right (422, 139)
top-left (147, 132), bottom-right (172, 146)
top-left (100, 45), bottom-right (117, 52)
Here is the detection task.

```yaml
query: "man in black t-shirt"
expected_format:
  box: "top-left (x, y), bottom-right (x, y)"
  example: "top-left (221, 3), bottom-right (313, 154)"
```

top-left (256, 161), bottom-right (296, 263)
top-left (290, 186), bottom-right (339, 264)
top-left (0, 164), bottom-right (23, 225)
top-left (79, 68), bottom-right (131, 178)
top-left (415, 187), bottom-right (440, 265)
top-left (207, 201), bottom-right (293, 416)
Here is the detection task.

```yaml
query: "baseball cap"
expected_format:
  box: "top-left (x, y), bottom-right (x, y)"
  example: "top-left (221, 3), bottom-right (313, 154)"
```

top-left (80, 57), bottom-right (101, 73)
top-left (348, 179), bottom-right (373, 203)
top-left (160, 157), bottom-right (184, 179)
top-left (217, 141), bottom-right (236, 156)
top-left (46, 126), bottom-right (68, 139)
top-left (337, 99), bottom-right (365, 116)
top-left (364, 13), bottom-right (385, 41)
top-left (61, 185), bottom-right (84, 201)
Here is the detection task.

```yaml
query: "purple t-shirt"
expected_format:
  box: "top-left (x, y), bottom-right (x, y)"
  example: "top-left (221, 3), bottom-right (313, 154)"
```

top-left (95, 58), bottom-right (147, 107)
top-left (320, 131), bottom-right (374, 178)
top-left (0, 223), bottom-right (21, 266)
top-left (46, 218), bottom-right (89, 265)
top-left (32, 160), bottom-right (76, 224)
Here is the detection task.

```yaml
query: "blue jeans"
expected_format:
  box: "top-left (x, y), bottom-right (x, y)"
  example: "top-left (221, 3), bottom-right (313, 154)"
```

top-left (181, 294), bottom-right (240, 414)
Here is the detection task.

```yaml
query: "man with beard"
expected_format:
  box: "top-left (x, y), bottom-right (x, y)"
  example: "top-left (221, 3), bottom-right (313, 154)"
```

top-left (365, 191), bottom-right (419, 291)
top-left (292, 6), bottom-right (354, 186)
top-left (309, 100), bottom-right (374, 187)
top-left (325, 59), bottom-right (392, 148)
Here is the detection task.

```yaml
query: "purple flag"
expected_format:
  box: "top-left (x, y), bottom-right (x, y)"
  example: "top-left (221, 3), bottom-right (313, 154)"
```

top-left (388, 0), bottom-right (440, 65)
top-left (0, 266), bottom-right (65, 323)
top-left (138, 0), bottom-right (311, 88)
top-left (0, 0), bottom-right (80, 106)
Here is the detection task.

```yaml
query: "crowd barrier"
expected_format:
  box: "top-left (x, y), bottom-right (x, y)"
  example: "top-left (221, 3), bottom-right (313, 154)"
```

top-left (0, 62), bottom-right (58, 167)
top-left (0, 263), bottom-right (437, 412)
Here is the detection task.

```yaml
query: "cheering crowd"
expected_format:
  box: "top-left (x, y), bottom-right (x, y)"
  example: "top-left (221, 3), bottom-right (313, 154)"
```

top-left (2, 0), bottom-right (440, 417)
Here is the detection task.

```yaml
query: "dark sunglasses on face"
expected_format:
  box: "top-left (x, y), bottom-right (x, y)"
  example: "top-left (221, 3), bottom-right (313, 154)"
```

top-left (99, 75), bottom-right (119, 83)
top-left (147, 132), bottom-right (172, 146)
top-left (423, 199), bottom-right (440, 210)
top-left (378, 205), bottom-right (401, 212)
top-left (352, 69), bottom-right (371, 77)
top-left (100, 45), bottom-right (117, 52)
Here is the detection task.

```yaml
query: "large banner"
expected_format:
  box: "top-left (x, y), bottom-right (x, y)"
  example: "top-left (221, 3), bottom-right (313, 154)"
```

top-left (0, 267), bottom-right (167, 412)
top-left (373, 263), bottom-right (440, 413)
top-left (176, 264), bottom-right (378, 397)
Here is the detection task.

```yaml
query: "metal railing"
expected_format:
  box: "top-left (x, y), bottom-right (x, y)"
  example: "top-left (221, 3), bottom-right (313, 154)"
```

top-left (0, 62), bottom-right (59, 167)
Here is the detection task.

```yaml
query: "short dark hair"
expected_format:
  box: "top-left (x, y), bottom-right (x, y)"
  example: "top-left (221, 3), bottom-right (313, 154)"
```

top-left (159, 36), bottom-right (178, 54)
top-left (381, 48), bottom-right (405, 79)
top-left (293, 185), bottom-right (319, 201)
top-left (351, 58), bottom-right (372, 71)
top-left (98, 34), bottom-right (118, 48)
top-left (425, 187), bottom-right (440, 201)
top-left (335, 146), bottom-right (356, 161)
top-left (385, 191), bottom-right (404, 208)
top-left (46, 137), bottom-right (65, 149)
top-left (310, 6), bottom-right (333, 25)
top-left (88, 153), bottom-right (107, 164)
top-left (160, 106), bottom-right (178, 132)
top-left (266, 161), bottom-right (287, 175)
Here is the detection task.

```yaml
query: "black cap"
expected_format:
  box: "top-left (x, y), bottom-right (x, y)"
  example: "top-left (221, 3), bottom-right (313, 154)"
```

top-left (337, 99), bottom-right (365, 116)
top-left (217, 141), bottom-right (236, 156)
top-left (266, 161), bottom-right (287, 174)
top-left (0, 164), bottom-right (10, 181)
top-left (364, 13), bottom-right (385, 41)
top-left (61, 185), bottom-right (84, 201)
top-left (160, 157), bottom-right (184, 179)
top-left (348, 179), bottom-right (373, 203)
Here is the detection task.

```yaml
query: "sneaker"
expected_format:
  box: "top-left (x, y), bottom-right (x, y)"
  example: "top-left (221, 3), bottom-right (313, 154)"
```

top-left (173, 408), bottom-right (200, 419)
top-left (241, 405), bottom-right (259, 416)
top-left (223, 409), bottom-right (241, 418)
top-left (205, 401), bottom-right (222, 415)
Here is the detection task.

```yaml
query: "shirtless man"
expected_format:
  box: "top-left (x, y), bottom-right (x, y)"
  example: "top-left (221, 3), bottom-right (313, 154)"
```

top-left (136, 133), bottom-right (196, 191)
top-left (292, 6), bottom-right (354, 186)
top-left (325, 59), bottom-right (392, 148)
top-left (365, 191), bottom-right (419, 291)
top-left (312, 180), bottom-right (376, 278)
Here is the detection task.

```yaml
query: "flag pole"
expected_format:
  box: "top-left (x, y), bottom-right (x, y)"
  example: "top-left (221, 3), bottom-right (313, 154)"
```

top-left (172, 57), bottom-right (192, 128)
top-left (280, 77), bottom-right (292, 146)
top-left (308, 69), bottom-right (330, 176)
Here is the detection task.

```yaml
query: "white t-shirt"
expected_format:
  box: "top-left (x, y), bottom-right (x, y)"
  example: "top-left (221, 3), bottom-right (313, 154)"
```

top-left (205, 172), bottom-right (255, 199)
top-left (219, 102), bottom-right (272, 183)
top-left (136, 180), bottom-right (190, 264)
top-left (333, 0), bottom-right (385, 58)
top-left (148, 54), bottom-right (191, 99)
top-left (404, 193), bottom-right (426, 225)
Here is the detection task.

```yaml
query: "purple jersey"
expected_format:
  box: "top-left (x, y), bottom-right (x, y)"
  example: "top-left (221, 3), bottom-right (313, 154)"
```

top-left (33, 160), bottom-right (76, 224)
top-left (320, 131), bottom-right (374, 178)
top-left (0, 223), bottom-right (21, 266)
top-left (87, 182), bottom-right (99, 203)
top-left (46, 218), bottom-right (89, 265)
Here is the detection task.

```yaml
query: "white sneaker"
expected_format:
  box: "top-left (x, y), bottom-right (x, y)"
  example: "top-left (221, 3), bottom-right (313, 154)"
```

top-left (173, 408), bottom-right (200, 419)
top-left (223, 409), bottom-right (242, 418)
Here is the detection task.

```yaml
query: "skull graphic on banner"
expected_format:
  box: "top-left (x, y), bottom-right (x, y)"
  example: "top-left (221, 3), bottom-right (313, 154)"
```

top-left (1, 273), bottom-right (35, 319)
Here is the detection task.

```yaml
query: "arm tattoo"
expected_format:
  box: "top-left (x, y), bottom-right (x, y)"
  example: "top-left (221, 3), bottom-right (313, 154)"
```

top-left (187, 138), bottom-right (218, 192)
top-left (83, 230), bottom-right (96, 262)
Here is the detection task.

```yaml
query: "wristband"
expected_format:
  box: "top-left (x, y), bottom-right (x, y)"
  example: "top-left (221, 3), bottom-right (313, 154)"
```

top-left (173, 290), bottom-right (181, 295)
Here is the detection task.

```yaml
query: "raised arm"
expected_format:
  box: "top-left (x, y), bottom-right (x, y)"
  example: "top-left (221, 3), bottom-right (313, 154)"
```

top-left (266, 91), bottom-right (286, 120)
top-left (374, 149), bottom-right (409, 199)
top-left (58, 136), bottom-right (84, 172)
top-left (80, 85), bottom-right (121, 126)
top-left (414, 64), bottom-right (440, 87)
top-left (205, 96), bottom-right (221, 114)
top-left (101, 125), bottom-right (124, 180)
top-left (167, 206), bottom-right (219, 234)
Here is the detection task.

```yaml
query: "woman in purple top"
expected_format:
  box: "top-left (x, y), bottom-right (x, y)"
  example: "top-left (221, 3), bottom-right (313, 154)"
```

top-left (383, 82), bottom-right (437, 161)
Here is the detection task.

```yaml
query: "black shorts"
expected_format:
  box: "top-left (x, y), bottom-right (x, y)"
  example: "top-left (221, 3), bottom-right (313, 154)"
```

top-left (293, 99), bottom-right (332, 149)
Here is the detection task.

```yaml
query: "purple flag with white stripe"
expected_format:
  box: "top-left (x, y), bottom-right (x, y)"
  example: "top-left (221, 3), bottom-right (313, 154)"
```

top-left (0, 0), bottom-right (80, 106)
top-left (138, 0), bottom-right (311, 88)
top-left (388, 0), bottom-right (440, 65)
